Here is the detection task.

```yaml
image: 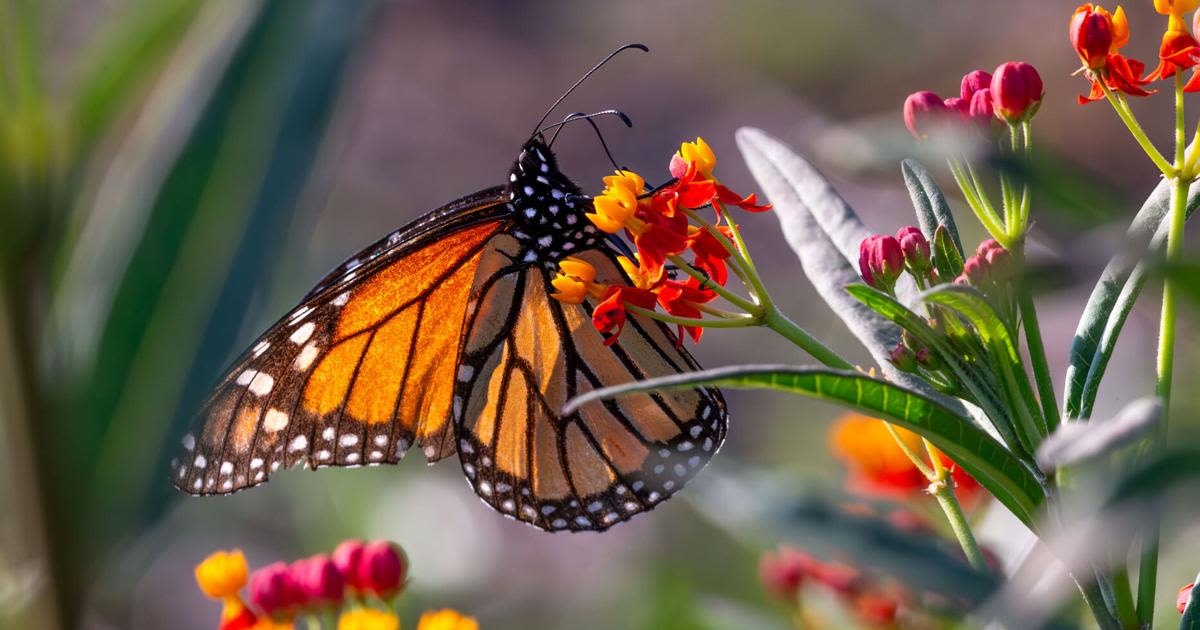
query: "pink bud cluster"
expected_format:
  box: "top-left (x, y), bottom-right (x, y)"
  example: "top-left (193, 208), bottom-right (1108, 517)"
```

top-left (858, 226), bottom-right (932, 293)
top-left (904, 64), bottom-right (1043, 139)
top-left (956, 239), bottom-right (1010, 288)
top-left (247, 540), bottom-right (407, 619)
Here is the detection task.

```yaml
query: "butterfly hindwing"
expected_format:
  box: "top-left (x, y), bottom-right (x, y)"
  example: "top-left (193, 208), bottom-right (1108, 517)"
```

top-left (172, 194), bottom-right (509, 495)
top-left (453, 234), bottom-right (728, 532)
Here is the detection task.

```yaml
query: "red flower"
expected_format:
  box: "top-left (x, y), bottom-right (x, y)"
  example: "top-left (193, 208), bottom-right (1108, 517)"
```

top-left (656, 276), bottom-right (717, 344)
top-left (858, 234), bottom-right (904, 292)
top-left (593, 285), bottom-right (657, 345)
top-left (247, 562), bottom-right (302, 618)
top-left (960, 70), bottom-right (993, 101)
top-left (1150, 0), bottom-right (1200, 83)
top-left (903, 91), bottom-right (951, 139)
top-left (331, 540), bottom-right (368, 591)
top-left (1073, 5), bottom-right (1157, 102)
top-left (896, 226), bottom-right (931, 274)
top-left (356, 541), bottom-right (407, 600)
top-left (290, 555), bottom-right (345, 608)
top-left (686, 225), bottom-right (733, 287)
top-left (1071, 5), bottom-right (1116, 69)
top-left (758, 546), bottom-right (816, 603)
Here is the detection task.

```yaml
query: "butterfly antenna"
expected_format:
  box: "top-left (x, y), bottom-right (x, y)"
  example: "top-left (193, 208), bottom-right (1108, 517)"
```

top-left (544, 110), bottom-right (632, 171)
top-left (530, 43), bottom-right (648, 138)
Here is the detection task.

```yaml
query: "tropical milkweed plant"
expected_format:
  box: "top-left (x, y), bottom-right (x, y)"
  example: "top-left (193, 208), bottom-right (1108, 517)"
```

top-left (556, 3), bottom-right (1200, 629)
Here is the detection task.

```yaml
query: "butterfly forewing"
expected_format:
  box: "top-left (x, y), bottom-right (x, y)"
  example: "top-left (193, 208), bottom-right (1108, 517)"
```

top-left (453, 234), bottom-right (728, 532)
top-left (173, 195), bottom-right (508, 495)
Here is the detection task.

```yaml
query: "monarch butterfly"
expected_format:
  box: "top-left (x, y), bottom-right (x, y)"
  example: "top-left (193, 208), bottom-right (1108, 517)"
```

top-left (172, 44), bottom-right (727, 532)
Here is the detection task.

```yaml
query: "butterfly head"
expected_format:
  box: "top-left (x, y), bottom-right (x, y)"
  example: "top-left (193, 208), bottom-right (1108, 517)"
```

top-left (506, 138), bottom-right (600, 265)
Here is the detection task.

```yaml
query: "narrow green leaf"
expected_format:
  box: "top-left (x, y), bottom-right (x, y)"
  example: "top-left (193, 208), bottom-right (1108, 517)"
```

top-left (1064, 181), bottom-right (1200, 419)
top-left (902, 158), bottom-right (963, 254)
top-left (1036, 397), bottom-right (1161, 472)
top-left (565, 364), bottom-right (1046, 526)
top-left (933, 225), bottom-right (965, 284)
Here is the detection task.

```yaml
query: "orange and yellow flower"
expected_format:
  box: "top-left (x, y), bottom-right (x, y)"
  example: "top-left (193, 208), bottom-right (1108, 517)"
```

top-left (549, 256), bottom-right (606, 304)
top-left (416, 609), bottom-right (480, 630)
top-left (1149, 0), bottom-right (1200, 84)
top-left (337, 608), bottom-right (400, 630)
top-left (830, 413), bottom-right (981, 502)
top-left (197, 549), bottom-right (250, 600)
top-left (586, 170), bottom-right (645, 234)
top-left (1073, 4), bottom-right (1156, 103)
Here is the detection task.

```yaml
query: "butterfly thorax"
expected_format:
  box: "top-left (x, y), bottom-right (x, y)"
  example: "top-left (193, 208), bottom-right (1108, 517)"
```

top-left (507, 139), bottom-right (600, 266)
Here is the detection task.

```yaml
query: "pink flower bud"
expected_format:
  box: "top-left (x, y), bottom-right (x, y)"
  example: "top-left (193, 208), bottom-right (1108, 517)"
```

top-left (290, 555), bottom-right (344, 607)
top-left (990, 62), bottom-right (1043, 123)
top-left (888, 344), bottom-right (918, 373)
top-left (858, 235), bottom-right (904, 292)
top-left (895, 226), bottom-right (931, 273)
top-left (962, 256), bottom-right (988, 286)
top-left (248, 562), bottom-right (302, 617)
top-left (943, 96), bottom-right (969, 120)
top-left (960, 70), bottom-right (993, 100)
top-left (903, 91), bottom-right (950, 139)
top-left (332, 539), bottom-right (367, 591)
top-left (968, 89), bottom-right (995, 126)
top-left (914, 348), bottom-right (940, 370)
top-left (758, 546), bottom-right (814, 602)
top-left (357, 541), bottom-right (407, 600)
top-left (976, 239), bottom-right (1003, 257)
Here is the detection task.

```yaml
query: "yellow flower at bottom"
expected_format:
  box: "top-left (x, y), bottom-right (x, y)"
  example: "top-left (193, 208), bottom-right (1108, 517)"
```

top-left (416, 609), bottom-right (479, 630)
top-left (550, 257), bottom-right (602, 304)
top-left (338, 608), bottom-right (400, 630)
top-left (195, 549), bottom-right (248, 599)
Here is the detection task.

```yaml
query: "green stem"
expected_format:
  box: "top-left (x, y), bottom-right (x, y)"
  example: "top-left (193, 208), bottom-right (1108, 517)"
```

top-left (625, 304), bottom-right (756, 329)
top-left (947, 159), bottom-right (1006, 244)
top-left (1136, 73), bottom-right (1189, 628)
top-left (1110, 566), bottom-right (1139, 630)
top-left (930, 477), bottom-right (988, 571)
top-left (882, 422), bottom-right (936, 478)
top-left (1100, 81), bottom-right (1175, 177)
top-left (1017, 261), bottom-right (1059, 433)
top-left (761, 306), bottom-right (853, 369)
top-left (666, 254), bottom-right (759, 313)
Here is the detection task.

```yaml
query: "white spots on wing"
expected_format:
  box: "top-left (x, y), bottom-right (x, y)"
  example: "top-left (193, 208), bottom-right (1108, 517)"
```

top-left (182, 433), bottom-right (195, 451)
top-left (271, 460), bottom-right (281, 471)
top-left (523, 185), bottom-right (534, 196)
top-left (539, 163), bottom-right (549, 173)
top-left (537, 236), bottom-right (552, 247)
top-left (524, 207), bottom-right (536, 218)
top-left (623, 501), bottom-right (639, 512)
top-left (659, 449), bottom-right (671, 458)
top-left (587, 501), bottom-right (602, 513)
top-left (678, 441), bottom-right (694, 452)
top-left (254, 470), bottom-right (265, 482)
top-left (339, 434), bottom-right (359, 448)
top-left (290, 435), bottom-right (308, 452)
top-left (295, 343), bottom-right (320, 371)
top-left (263, 409), bottom-right (288, 432)
top-left (631, 481), bottom-right (644, 492)
top-left (501, 499), bottom-right (515, 512)
top-left (552, 518), bottom-right (567, 529)
top-left (703, 438), bottom-right (714, 452)
top-left (373, 434), bottom-right (388, 447)
top-left (252, 341), bottom-right (270, 358)
top-left (536, 175), bottom-right (549, 185)
top-left (193, 455), bottom-right (207, 469)
top-left (510, 173), bottom-right (518, 182)
top-left (345, 453), bottom-right (360, 463)
top-left (459, 439), bottom-right (474, 454)
top-left (690, 425), bottom-right (702, 438)
top-left (289, 305), bottom-right (314, 324)
top-left (522, 505), bottom-right (537, 519)
top-left (192, 478), bottom-right (202, 491)
top-left (394, 439), bottom-right (409, 457)
top-left (604, 512), bottom-right (619, 524)
top-left (550, 189), bottom-right (564, 199)
top-left (250, 458), bottom-right (263, 470)
top-left (317, 449), bottom-right (331, 461)
top-left (177, 466), bottom-right (186, 479)
top-left (452, 396), bottom-right (462, 419)
top-left (463, 463), bottom-right (476, 477)
top-left (522, 251), bottom-right (537, 262)
top-left (236, 370), bottom-right (256, 386)
top-left (574, 516), bottom-right (590, 527)
top-left (648, 491), bottom-right (662, 502)
top-left (688, 455), bottom-right (701, 468)
top-left (369, 450), bottom-right (383, 461)
top-left (480, 455), bottom-right (492, 468)
top-left (220, 461), bottom-right (234, 475)
top-left (478, 481), bottom-right (493, 496)
top-left (664, 480), bottom-right (676, 491)
top-left (566, 214), bottom-right (577, 225)
top-left (332, 292), bottom-right (350, 307)
top-left (674, 464), bottom-right (687, 477)
top-left (496, 482), bottom-right (512, 493)
top-left (541, 505), bottom-right (556, 515)
top-left (423, 445), bottom-right (436, 458)
top-left (457, 365), bottom-right (474, 382)
top-left (247, 372), bottom-right (274, 397)
top-left (289, 322), bottom-right (315, 345)
top-left (322, 427), bottom-right (336, 441)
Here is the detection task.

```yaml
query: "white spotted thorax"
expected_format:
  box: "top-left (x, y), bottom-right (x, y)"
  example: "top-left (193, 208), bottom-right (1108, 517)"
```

top-left (507, 138), bottom-right (600, 267)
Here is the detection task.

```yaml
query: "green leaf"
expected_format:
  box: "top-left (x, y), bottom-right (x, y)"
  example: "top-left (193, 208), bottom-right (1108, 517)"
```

top-left (736, 127), bottom-right (956, 407)
top-left (933, 224), bottom-right (964, 283)
top-left (1064, 180), bottom-right (1200, 419)
top-left (565, 364), bottom-right (1046, 526)
top-left (1035, 397), bottom-right (1161, 472)
top-left (902, 158), bottom-right (963, 255)
top-left (922, 285), bottom-right (1046, 454)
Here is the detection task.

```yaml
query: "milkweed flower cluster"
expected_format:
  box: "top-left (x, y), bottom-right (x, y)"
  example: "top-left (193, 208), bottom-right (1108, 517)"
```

top-left (758, 546), bottom-right (905, 627)
top-left (903, 64), bottom-right (1042, 140)
top-left (550, 137), bottom-right (771, 345)
top-left (194, 541), bottom-right (478, 630)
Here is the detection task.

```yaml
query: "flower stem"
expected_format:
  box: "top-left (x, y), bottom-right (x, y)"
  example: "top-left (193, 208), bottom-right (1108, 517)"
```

top-left (1016, 248), bottom-right (1059, 432)
top-left (761, 306), bottom-right (853, 370)
top-left (667, 254), bottom-right (759, 313)
top-left (881, 422), bottom-right (935, 479)
top-left (626, 304), bottom-right (756, 329)
top-left (1136, 72), bottom-right (1190, 629)
top-left (948, 159), bottom-right (1007, 244)
top-left (930, 477), bottom-right (988, 571)
top-left (1100, 82), bottom-right (1175, 177)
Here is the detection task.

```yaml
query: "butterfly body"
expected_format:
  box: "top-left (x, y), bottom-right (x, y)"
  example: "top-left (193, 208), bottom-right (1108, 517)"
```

top-left (173, 136), bottom-right (727, 532)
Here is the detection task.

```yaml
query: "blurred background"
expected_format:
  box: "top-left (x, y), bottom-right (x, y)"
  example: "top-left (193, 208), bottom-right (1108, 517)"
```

top-left (3, 1), bottom-right (1200, 628)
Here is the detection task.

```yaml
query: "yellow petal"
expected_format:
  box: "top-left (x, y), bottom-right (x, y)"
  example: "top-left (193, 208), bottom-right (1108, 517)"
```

top-left (558, 257), bottom-right (596, 283)
top-left (585, 212), bottom-right (623, 234)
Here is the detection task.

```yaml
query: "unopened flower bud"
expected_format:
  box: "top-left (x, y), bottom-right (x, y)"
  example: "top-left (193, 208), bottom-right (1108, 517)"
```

top-left (903, 91), bottom-right (950, 139)
top-left (1071, 5), bottom-right (1114, 70)
top-left (895, 226), bottom-right (931, 274)
top-left (991, 62), bottom-right (1043, 123)
top-left (248, 562), bottom-right (302, 618)
top-left (858, 235), bottom-right (904, 292)
top-left (291, 555), bottom-right (344, 608)
top-left (331, 539), bottom-right (367, 591)
top-left (914, 348), bottom-right (941, 370)
top-left (968, 89), bottom-right (996, 127)
top-left (888, 344), bottom-right (919, 373)
top-left (943, 96), bottom-right (969, 120)
top-left (961, 70), bottom-right (993, 101)
top-left (357, 541), bottom-right (407, 600)
top-left (195, 549), bottom-right (249, 600)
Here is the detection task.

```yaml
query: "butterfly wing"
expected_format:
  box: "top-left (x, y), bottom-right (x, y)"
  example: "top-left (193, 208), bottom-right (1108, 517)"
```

top-left (173, 189), bottom-right (509, 495)
top-left (453, 234), bottom-right (727, 532)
